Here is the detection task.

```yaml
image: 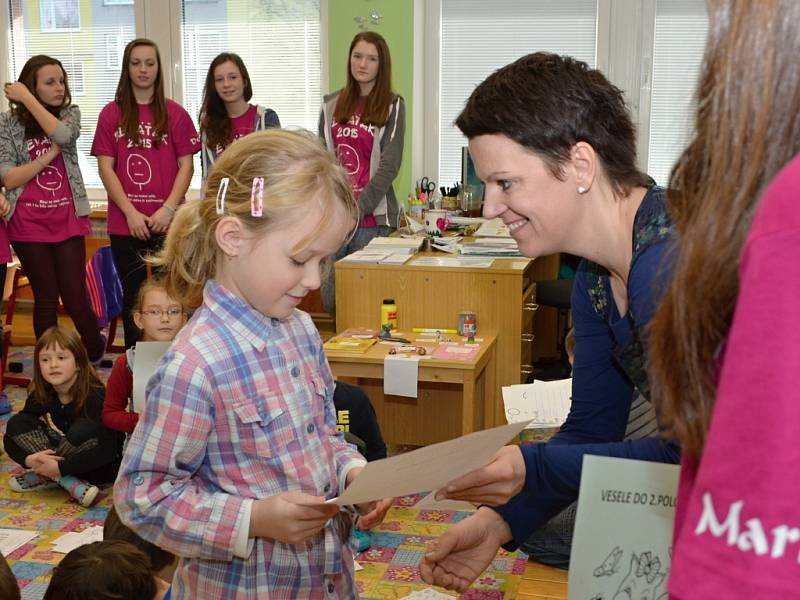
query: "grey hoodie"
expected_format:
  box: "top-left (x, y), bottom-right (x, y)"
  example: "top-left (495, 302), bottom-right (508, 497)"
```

top-left (318, 91), bottom-right (405, 228)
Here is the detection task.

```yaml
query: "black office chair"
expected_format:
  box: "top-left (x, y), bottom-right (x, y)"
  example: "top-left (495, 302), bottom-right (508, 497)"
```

top-left (531, 278), bottom-right (574, 381)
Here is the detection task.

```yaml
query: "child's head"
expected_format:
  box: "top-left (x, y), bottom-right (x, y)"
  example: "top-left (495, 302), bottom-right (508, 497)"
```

top-left (33, 326), bottom-right (101, 412)
top-left (0, 554), bottom-right (20, 600)
top-left (43, 540), bottom-right (156, 600)
top-left (132, 278), bottom-right (187, 343)
top-left (154, 129), bottom-right (357, 312)
top-left (104, 506), bottom-right (177, 581)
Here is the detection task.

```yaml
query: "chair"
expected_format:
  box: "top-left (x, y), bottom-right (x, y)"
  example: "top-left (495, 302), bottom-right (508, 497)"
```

top-left (532, 278), bottom-right (574, 381)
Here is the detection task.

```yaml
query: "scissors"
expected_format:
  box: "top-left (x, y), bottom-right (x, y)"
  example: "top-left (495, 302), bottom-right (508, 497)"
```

top-left (418, 177), bottom-right (436, 197)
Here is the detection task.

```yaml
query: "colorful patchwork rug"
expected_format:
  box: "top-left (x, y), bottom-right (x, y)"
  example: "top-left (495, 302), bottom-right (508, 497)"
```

top-left (0, 350), bottom-right (528, 599)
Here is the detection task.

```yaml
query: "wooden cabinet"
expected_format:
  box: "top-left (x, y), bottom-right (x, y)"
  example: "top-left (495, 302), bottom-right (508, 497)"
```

top-left (335, 252), bottom-right (559, 428)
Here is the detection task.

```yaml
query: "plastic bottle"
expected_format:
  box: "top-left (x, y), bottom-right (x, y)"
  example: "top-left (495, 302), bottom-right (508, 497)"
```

top-left (381, 299), bottom-right (398, 330)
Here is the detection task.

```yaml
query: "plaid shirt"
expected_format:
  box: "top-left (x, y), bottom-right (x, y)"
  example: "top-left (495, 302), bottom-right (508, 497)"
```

top-left (114, 280), bottom-right (365, 599)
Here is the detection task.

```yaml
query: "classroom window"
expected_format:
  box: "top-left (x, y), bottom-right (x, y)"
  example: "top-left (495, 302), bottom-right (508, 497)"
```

top-left (647, 0), bottom-right (709, 186)
top-left (40, 0), bottom-right (81, 32)
top-left (7, 0), bottom-right (136, 189)
top-left (438, 0), bottom-right (597, 185)
top-left (180, 0), bottom-right (321, 189)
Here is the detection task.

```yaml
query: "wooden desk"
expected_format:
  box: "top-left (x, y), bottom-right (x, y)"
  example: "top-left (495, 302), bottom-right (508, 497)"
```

top-left (326, 333), bottom-right (496, 446)
top-left (334, 252), bottom-right (559, 428)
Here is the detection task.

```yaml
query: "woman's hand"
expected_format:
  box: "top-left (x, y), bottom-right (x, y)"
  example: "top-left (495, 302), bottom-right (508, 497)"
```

top-left (125, 209), bottom-right (151, 240)
top-left (148, 206), bottom-right (173, 234)
top-left (435, 445), bottom-right (526, 506)
top-left (0, 192), bottom-right (10, 218)
top-left (3, 82), bottom-right (34, 105)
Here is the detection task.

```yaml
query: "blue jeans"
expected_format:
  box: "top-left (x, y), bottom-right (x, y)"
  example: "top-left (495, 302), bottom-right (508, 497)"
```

top-left (519, 502), bottom-right (576, 569)
top-left (321, 225), bottom-right (393, 317)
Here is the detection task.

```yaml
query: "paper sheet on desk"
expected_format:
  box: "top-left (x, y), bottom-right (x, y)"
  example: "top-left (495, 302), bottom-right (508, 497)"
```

top-left (383, 354), bottom-right (419, 398)
top-left (329, 421), bottom-right (530, 506)
top-left (502, 378), bottom-right (572, 428)
top-left (133, 341), bottom-right (171, 413)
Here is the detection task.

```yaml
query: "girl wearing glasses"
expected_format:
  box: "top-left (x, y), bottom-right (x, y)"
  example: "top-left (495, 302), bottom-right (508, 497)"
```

top-left (102, 278), bottom-right (186, 436)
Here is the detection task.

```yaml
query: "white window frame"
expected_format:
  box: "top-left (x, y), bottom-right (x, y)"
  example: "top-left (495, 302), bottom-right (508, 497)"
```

top-left (40, 0), bottom-right (82, 33)
top-left (417, 0), bottom-right (665, 183)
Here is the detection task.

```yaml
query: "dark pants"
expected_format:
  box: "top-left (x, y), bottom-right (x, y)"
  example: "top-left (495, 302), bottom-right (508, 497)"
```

top-left (519, 502), bottom-right (577, 569)
top-left (110, 234), bottom-right (165, 349)
top-left (12, 237), bottom-right (104, 361)
top-left (4, 412), bottom-right (120, 484)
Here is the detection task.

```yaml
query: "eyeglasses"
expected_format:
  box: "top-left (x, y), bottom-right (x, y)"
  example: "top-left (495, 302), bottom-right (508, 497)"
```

top-left (141, 308), bottom-right (184, 318)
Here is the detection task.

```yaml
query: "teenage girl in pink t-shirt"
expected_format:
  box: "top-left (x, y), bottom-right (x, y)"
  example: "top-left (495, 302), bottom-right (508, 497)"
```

top-left (198, 52), bottom-right (280, 186)
top-left (649, 2), bottom-right (800, 597)
top-left (0, 55), bottom-right (104, 362)
top-left (92, 38), bottom-right (200, 348)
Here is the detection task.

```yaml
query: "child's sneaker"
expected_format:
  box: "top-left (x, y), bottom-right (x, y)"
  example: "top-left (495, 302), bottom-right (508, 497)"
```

top-left (58, 475), bottom-right (100, 507)
top-left (0, 391), bottom-right (11, 415)
top-left (9, 471), bottom-right (59, 492)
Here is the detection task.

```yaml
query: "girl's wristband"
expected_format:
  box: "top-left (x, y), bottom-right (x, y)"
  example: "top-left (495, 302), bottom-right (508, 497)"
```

top-left (163, 204), bottom-right (176, 215)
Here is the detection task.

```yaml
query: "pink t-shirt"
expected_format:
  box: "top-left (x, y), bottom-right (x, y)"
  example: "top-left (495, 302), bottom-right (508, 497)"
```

top-left (214, 104), bottom-right (257, 156)
top-left (8, 135), bottom-right (89, 243)
top-left (669, 154), bottom-right (800, 599)
top-left (0, 221), bottom-right (11, 262)
top-left (331, 97), bottom-right (376, 227)
top-left (91, 99), bottom-right (200, 236)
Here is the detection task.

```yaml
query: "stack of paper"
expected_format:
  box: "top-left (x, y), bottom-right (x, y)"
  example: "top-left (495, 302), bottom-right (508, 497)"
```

top-left (323, 336), bottom-right (377, 353)
top-left (0, 528), bottom-right (39, 557)
top-left (51, 525), bottom-right (104, 554)
top-left (459, 239), bottom-right (520, 256)
top-left (339, 250), bottom-right (414, 265)
top-left (474, 218), bottom-right (510, 238)
top-left (502, 378), bottom-right (572, 428)
top-left (365, 236), bottom-right (425, 253)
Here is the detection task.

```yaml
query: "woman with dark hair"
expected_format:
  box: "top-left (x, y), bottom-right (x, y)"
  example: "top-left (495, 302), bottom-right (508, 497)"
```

top-left (319, 31), bottom-right (405, 316)
top-left (199, 52), bottom-right (280, 183)
top-left (648, 1), bottom-right (800, 596)
top-left (419, 52), bottom-right (680, 591)
top-left (91, 38), bottom-right (200, 348)
top-left (0, 55), bottom-right (104, 361)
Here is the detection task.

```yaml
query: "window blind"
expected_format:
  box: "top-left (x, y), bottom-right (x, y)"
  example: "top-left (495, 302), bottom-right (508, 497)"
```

top-left (647, 0), bottom-right (708, 187)
top-left (180, 0), bottom-right (321, 189)
top-left (7, 0), bottom-right (136, 189)
top-left (439, 0), bottom-right (597, 185)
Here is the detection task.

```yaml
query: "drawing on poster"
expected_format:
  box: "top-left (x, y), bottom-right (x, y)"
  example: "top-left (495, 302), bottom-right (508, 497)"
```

top-left (588, 548), bottom-right (669, 600)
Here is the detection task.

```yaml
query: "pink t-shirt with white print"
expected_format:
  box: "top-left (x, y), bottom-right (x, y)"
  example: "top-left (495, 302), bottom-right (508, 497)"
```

top-left (668, 154), bottom-right (800, 599)
top-left (91, 99), bottom-right (200, 236)
top-left (331, 97), bottom-right (376, 227)
top-left (214, 103), bottom-right (257, 156)
top-left (8, 135), bottom-right (90, 243)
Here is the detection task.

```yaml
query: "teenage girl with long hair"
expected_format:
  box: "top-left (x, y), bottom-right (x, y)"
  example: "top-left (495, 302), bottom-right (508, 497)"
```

top-left (319, 31), bottom-right (405, 316)
top-left (4, 326), bottom-right (120, 507)
top-left (649, 1), bottom-right (800, 596)
top-left (92, 38), bottom-right (200, 348)
top-left (199, 52), bottom-right (279, 183)
top-left (0, 55), bottom-right (104, 361)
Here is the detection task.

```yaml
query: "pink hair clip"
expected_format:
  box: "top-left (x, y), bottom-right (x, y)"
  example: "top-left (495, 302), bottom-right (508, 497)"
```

top-left (216, 177), bottom-right (230, 216)
top-left (251, 177), bottom-right (264, 217)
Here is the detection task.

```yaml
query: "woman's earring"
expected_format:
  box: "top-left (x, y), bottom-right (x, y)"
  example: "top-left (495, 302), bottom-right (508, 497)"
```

top-left (577, 186), bottom-right (587, 194)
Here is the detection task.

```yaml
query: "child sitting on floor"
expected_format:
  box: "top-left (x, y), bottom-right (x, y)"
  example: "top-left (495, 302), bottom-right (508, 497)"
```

top-left (5, 326), bottom-right (121, 507)
top-left (102, 277), bottom-right (187, 436)
top-left (42, 540), bottom-right (165, 600)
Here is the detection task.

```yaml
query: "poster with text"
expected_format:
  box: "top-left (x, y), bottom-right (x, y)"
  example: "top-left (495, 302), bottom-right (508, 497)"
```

top-left (568, 456), bottom-right (680, 600)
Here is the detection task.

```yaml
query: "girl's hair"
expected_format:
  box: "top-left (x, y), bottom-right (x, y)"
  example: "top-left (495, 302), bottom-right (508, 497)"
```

top-left (11, 55), bottom-right (71, 139)
top-left (456, 52), bottom-right (650, 198)
top-left (199, 52), bottom-right (253, 151)
top-left (115, 38), bottom-right (167, 147)
top-left (31, 326), bottom-right (103, 417)
top-left (0, 554), bottom-right (20, 600)
top-left (649, 0), bottom-right (800, 459)
top-left (333, 31), bottom-right (393, 126)
top-left (152, 128), bottom-right (357, 309)
top-left (133, 276), bottom-right (182, 314)
top-left (103, 507), bottom-right (176, 573)
top-left (43, 540), bottom-right (156, 600)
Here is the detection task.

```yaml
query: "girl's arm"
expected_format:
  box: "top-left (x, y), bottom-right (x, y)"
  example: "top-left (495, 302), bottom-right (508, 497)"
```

top-left (357, 96), bottom-right (406, 216)
top-left (97, 155), bottom-right (151, 240)
top-left (1, 141), bottom-right (62, 191)
top-left (102, 354), bottom-right (138, 434)
top-left (4, 82), bottom-right (61, 138)
top-left (148, 154), bottom-right (193, 234)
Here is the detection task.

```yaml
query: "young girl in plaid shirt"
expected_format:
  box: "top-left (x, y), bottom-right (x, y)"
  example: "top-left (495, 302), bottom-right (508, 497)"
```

top-left (114, 129), bottom-right (392, 599)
